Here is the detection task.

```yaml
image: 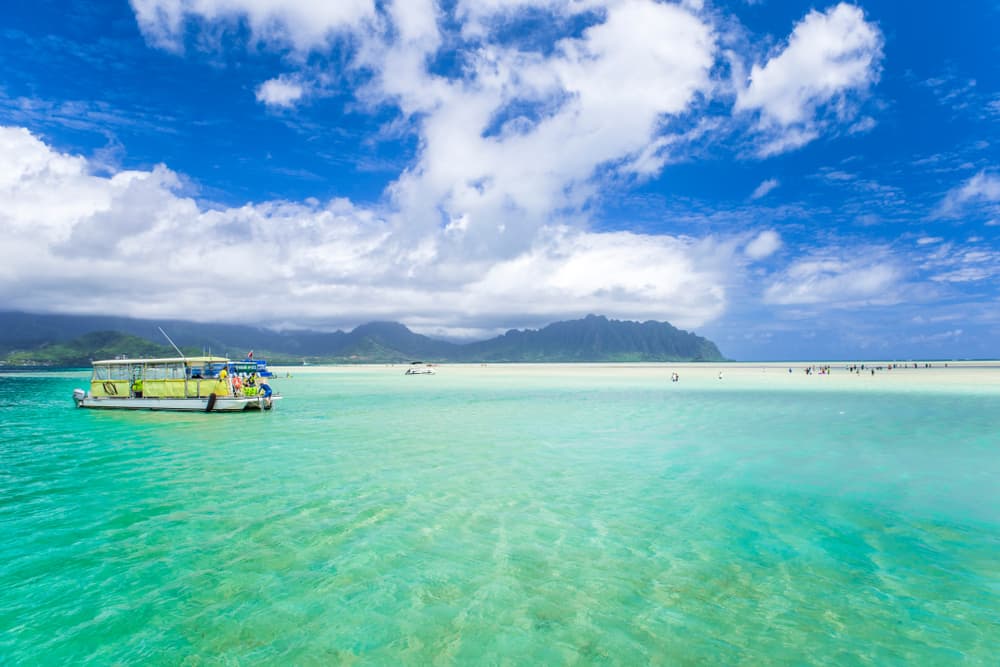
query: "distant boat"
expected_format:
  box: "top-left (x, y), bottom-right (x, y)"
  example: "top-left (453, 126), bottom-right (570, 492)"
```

top-left (72, 356), bottom-right (281, 412)
top-left (404, 362), bottom-right (436, 375)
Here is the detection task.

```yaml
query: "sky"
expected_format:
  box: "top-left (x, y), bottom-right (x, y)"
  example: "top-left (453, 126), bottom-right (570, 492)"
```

top-left (1, 0), bottom-right (998, 360)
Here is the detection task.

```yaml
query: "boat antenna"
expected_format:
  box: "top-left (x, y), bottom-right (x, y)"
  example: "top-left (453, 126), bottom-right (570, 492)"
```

top-left (158, 327), bottom-right (186, 359)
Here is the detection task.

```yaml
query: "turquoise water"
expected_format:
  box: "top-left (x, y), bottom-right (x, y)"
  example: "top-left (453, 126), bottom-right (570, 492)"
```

top-left (2, 366), bottom-right (999, 664)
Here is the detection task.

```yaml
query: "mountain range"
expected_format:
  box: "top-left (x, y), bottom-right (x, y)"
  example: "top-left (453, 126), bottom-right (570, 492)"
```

top-left (0, 311), bottom-right (725, 365)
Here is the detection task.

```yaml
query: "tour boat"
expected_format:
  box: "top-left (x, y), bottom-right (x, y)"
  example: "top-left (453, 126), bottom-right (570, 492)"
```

top-left (404, 362), bottom-right (436, 375)
top-left (72, 356), bottom-right (281, 412)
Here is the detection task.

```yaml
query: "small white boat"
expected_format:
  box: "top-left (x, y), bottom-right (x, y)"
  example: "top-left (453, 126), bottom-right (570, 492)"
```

top-left (404, 362), bottom-right (436, 375)
top-left (73, 356), bottom-right (281, 412)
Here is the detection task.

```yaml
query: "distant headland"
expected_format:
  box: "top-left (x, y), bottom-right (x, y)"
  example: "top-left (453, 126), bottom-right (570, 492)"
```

top-left (0, 311), bottom-right (725, 366)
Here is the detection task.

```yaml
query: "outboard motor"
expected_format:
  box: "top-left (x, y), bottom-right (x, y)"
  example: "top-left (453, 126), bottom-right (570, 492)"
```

top-left (73, 388), bottom-right (86, 407)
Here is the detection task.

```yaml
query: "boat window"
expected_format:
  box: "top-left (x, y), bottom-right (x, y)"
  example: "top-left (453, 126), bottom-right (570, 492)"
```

top-left (109, 364), bottom-right (130, 381)
top-left (166, 363), bottom-right (185, 380)
top-left (144, 365), bottom-right (167, 380)
top-left (93, 366), bottom-right (110, 380)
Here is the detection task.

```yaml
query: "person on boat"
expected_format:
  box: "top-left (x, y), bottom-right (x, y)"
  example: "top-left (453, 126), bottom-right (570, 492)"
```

top-left (131, 377), bottom-right (143, 398)
top-left (210, 368), bottom-right (228, 397)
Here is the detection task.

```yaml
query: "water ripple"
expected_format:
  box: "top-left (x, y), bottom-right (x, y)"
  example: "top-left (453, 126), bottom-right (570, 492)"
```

top-left (1, 371), bottom-right (998, 663)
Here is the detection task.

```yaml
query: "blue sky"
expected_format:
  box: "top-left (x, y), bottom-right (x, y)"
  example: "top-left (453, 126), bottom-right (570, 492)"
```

top-left (1, 0), bottom-right (998, 360)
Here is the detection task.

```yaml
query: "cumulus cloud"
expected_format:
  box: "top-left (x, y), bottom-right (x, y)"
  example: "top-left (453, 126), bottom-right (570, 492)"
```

top-left (468, 229), bottom-right (730, 327)
top-left (256, 76), bottom-right (306, 107)
top-left (4, 2), bottom-right (903, 334)
top-left (744, 229), bottom-right (781, 259)
top-left (127, 0), bottom-right (884, 215)
top-left (383, 0), bottom-right (716, 251)
top-left (131, 0), bottom-right (725, 261)
top-left (0, 126), bottom-right (739, 335)
top-left (735, 3), bottom-right (883, 156)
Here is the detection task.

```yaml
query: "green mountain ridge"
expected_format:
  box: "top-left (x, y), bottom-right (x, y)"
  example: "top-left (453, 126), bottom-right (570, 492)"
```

top-left (2, 331), bottom-right (190, 367)
top-left (0, 312), bottom-right (726, 365)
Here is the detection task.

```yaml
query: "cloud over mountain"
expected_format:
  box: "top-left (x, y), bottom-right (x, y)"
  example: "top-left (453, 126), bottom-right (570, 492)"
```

top-left (12, 1), bottom-right (886, 336)
top-left (4, 1), bottom-right (997, 359)
top-left (0, 126), bottom-right (742, 337)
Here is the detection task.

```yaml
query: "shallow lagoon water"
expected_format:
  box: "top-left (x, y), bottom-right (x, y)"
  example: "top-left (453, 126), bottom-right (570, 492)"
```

top-left (1, 364), bottom-right (999, 664)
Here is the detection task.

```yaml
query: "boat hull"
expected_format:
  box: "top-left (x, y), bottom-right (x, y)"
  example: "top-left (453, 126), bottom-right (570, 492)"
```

top-left (74, 395), bottom-right (278, 412)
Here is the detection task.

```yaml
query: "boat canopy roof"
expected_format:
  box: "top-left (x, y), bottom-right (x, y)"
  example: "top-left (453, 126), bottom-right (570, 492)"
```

top-left (92, 356), bottom-right (229, 366)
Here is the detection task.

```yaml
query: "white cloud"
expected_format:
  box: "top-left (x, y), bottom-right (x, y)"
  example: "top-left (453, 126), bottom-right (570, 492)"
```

top-left (129, 0), bottom-right (376, 53)
top-left (906, 329), bottom-right (963, 344)
top-left (128, 0), bottom-right (885, 189)
top-left (468, 229), bottom-right (730, 328)
top-left (823, 170), bottom-right (856, 182)
top-left (958, 171), bottom-right (1000, 201)
top-left (754, 127), bottom-right (819, 158)
top-left (931, 268), bottom-right (993, 283)
top-left (129, 1), bottom-right (725, 263)
top-left (919, 240), bottom-right (1000, 284)
top-left (989, 96), bottom-right (1000, 117)
top-left (3, 3), bottom-right (914, 336)
top-left (750, 178), bottom-right (779, 200)
top-left (744, 229), bottom-right (781, 259)
top-left (763, 252), bottom-right (901, 306)
top-left (916, 236), bottom-right (942, 245)
top-left (849, 115), bottom-right (876, 134)
top-left (376, 0), bottom-right (718, 257)
top-left (735, 3), bottom-right (883, 156)
top-left (938, 170), bottom-right (1000, 217)
top-left (256, 76), bottom-right (306, 107)
top-left (0, 126), bottom-right (738, 333)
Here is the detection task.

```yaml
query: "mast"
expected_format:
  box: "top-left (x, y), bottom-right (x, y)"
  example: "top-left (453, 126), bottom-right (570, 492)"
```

top-left (158, 327), bottom-right (186, 360)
